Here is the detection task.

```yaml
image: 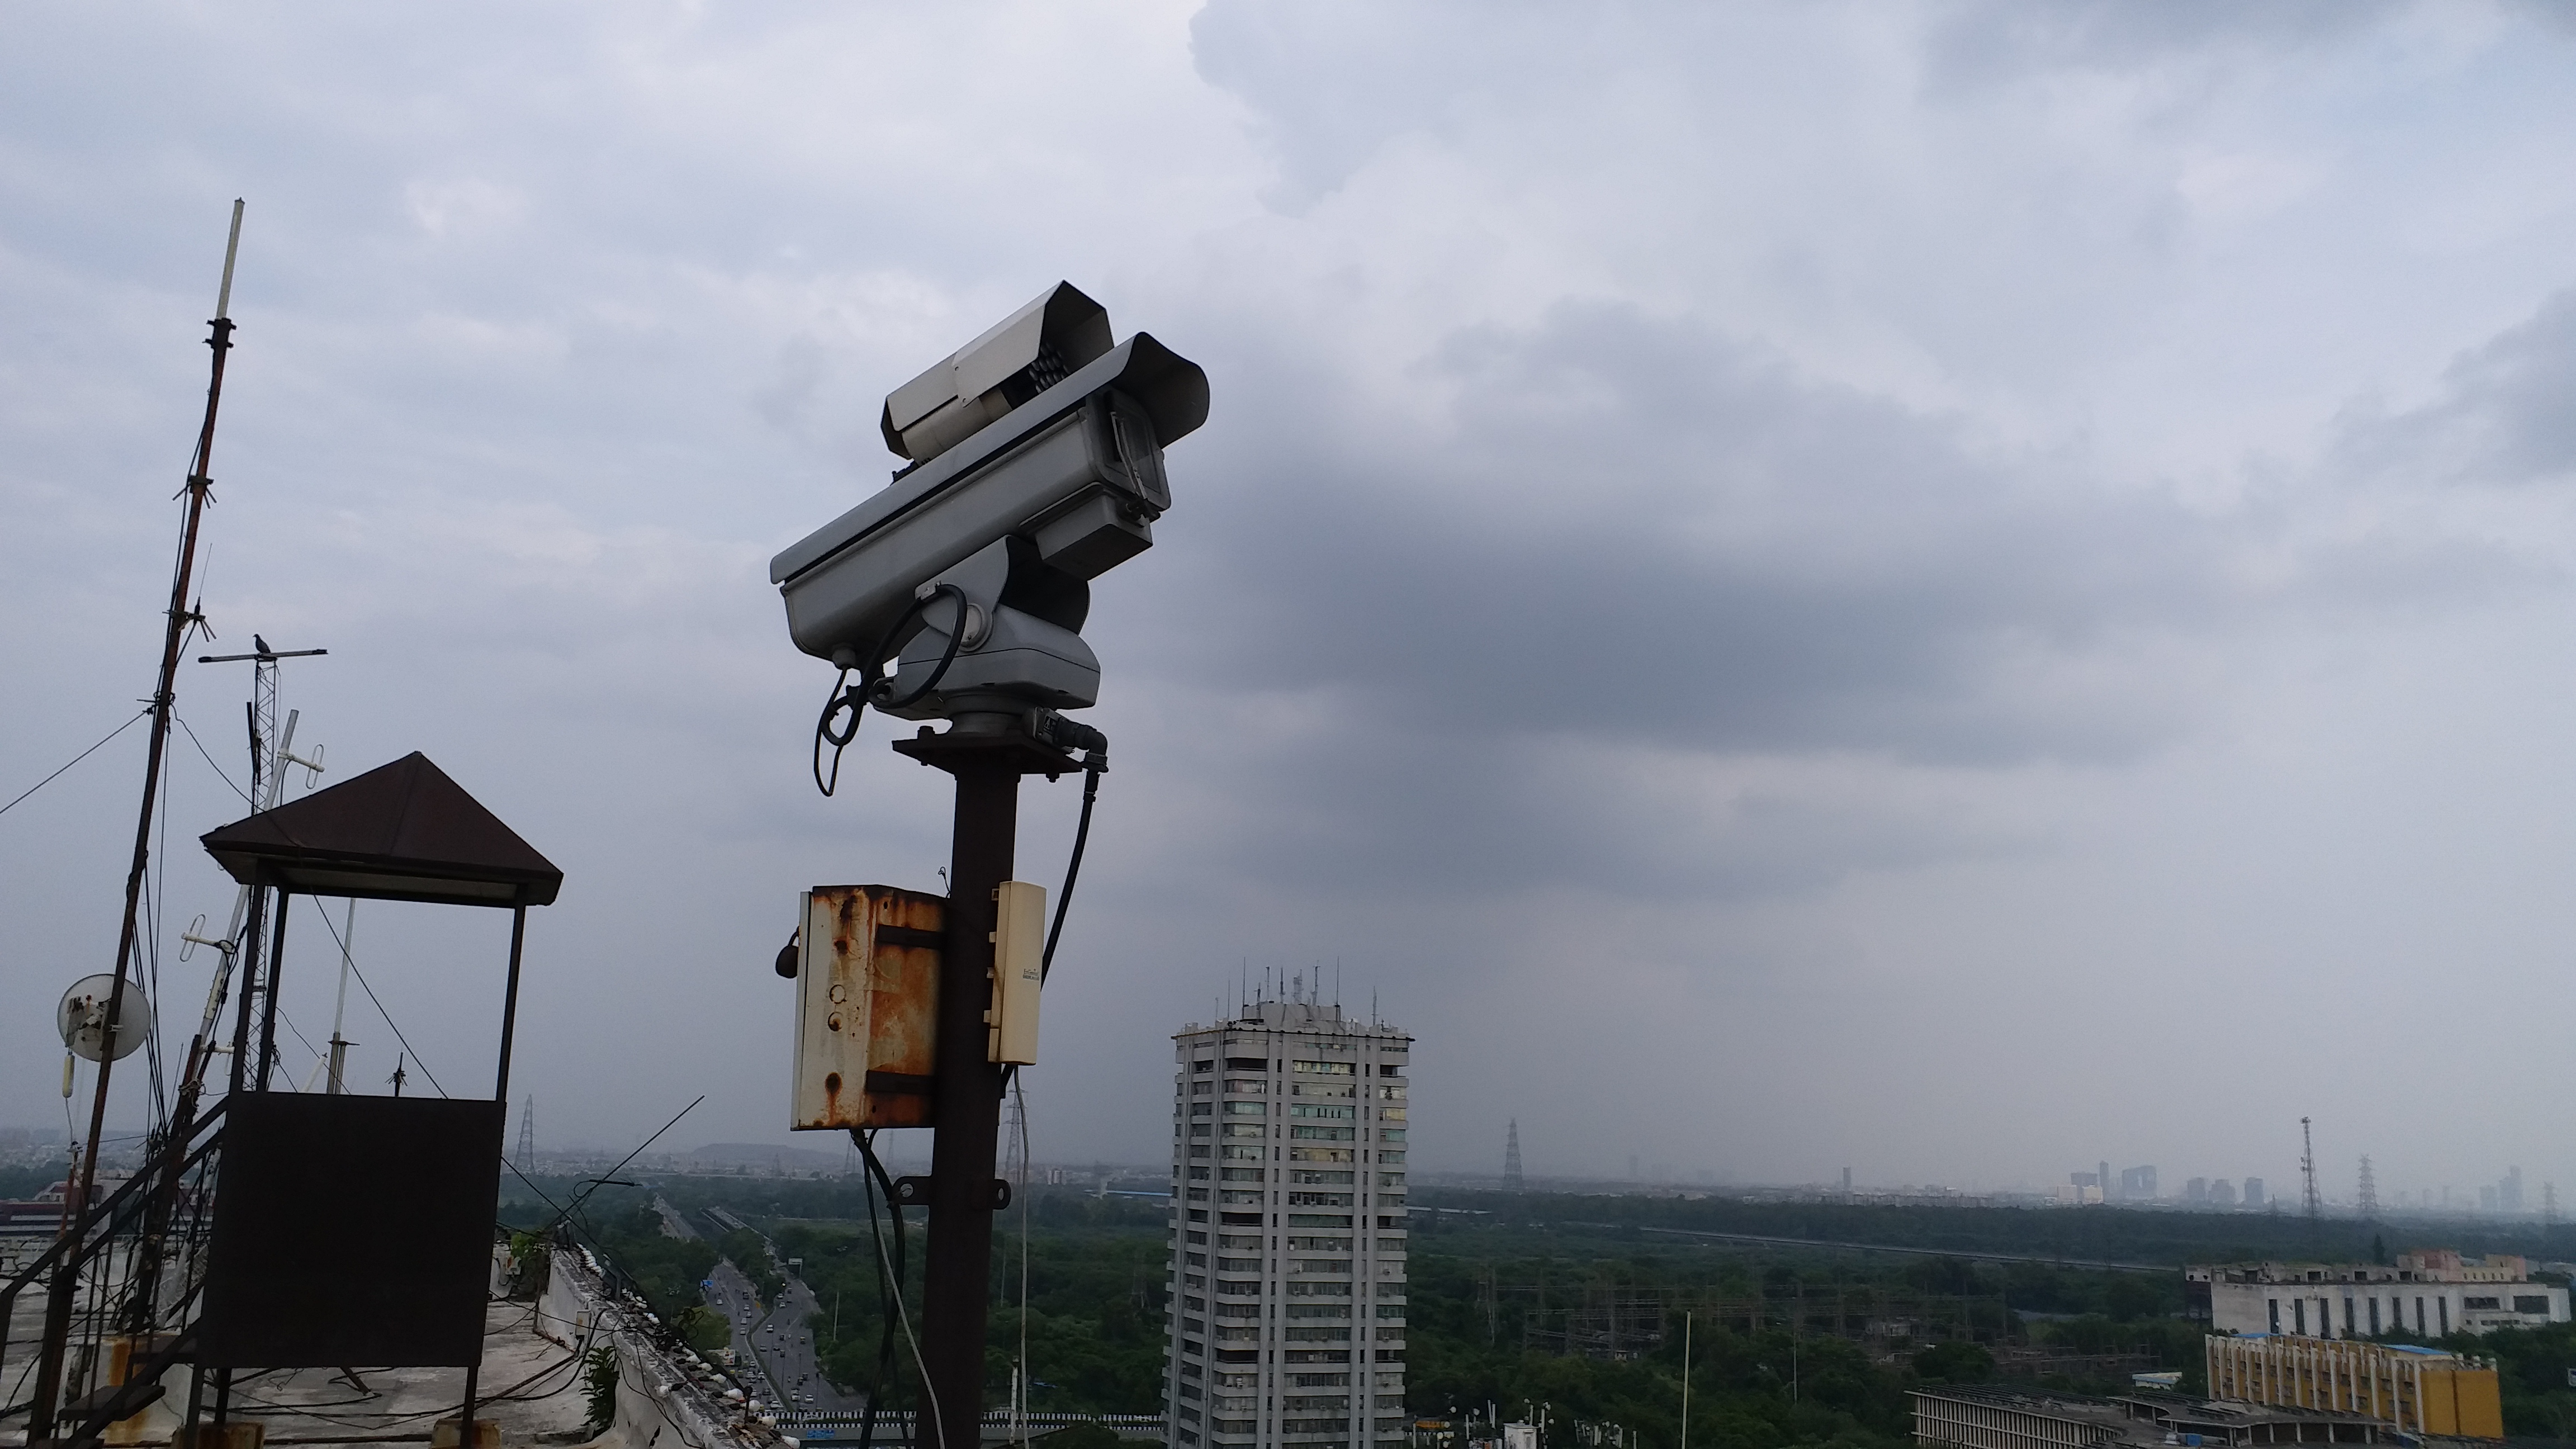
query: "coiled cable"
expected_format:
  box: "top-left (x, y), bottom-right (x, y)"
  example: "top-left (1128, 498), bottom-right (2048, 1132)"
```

top-left (812, 584), bottom-right (971, 796)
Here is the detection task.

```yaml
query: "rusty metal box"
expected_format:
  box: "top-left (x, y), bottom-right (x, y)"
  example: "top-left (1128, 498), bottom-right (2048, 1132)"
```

top-left (792, 885), bottom-right (944, 1130)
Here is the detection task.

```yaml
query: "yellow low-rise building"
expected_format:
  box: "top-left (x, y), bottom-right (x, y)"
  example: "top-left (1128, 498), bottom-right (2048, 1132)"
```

top-left (2205, 1334), bottom-right (2502, 1439)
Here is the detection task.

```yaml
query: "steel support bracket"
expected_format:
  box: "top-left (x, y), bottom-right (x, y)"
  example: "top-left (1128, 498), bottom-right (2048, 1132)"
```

top-left (889, 1175), bottom-right (1011, 1210)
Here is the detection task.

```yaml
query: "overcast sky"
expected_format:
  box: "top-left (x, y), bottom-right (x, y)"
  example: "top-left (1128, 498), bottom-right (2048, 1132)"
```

top-left (6, 2), bottom-right (2576, 1202)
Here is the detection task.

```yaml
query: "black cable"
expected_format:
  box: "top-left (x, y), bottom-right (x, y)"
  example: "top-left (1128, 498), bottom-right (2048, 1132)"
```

top-left (858, 1131), bottom-right (895, 1449)
top-left (812, 585), bottom-right (971, 797)
top-left (813, 667), bottom-right (865, 797)
top-left (309, 907), bottom-right (447, 1098)
top-left (535, 1096), bottom-right (704, 1237)
top-left (872, 586), bottom-right (968, 712)
top-left (852, 1128), bottom-right (913, 1449)
top-left (0, 708), bottom-right (150, 820)
top-left (1039, 764), bottom-right (1102, 981)
top-left (1000, 756), bottom-right (1105, 1102)
top-left (268, 1004), bottom-right (326, 1087)
top-left (174, 713), bottom-right (257, 807)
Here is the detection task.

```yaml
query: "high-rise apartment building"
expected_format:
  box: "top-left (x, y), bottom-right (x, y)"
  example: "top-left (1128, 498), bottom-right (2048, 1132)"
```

top-left (1164, 996), bottom-right (1412, 1449)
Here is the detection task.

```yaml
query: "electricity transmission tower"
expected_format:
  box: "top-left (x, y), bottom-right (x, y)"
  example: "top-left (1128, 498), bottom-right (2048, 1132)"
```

top-left (2300, 1117), bottom-right (2322, 1226)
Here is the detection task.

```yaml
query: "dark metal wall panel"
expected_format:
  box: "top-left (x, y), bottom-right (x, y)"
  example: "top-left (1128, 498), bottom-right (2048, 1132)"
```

top-left (198, 1095), bottom-right (506, 1367)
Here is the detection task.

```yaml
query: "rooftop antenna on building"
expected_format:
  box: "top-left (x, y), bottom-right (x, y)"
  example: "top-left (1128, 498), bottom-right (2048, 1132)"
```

top-left (2300, 1117), bottom-right (2322, 1229)
top-left (37, 200), bottom-right (260, 1441)
top-left (316, 896), bottom-right (361, 1093)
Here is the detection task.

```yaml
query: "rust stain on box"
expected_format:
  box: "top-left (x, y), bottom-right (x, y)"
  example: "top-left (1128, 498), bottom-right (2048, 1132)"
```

top-left (793, 884), bottom-right (943, 1131)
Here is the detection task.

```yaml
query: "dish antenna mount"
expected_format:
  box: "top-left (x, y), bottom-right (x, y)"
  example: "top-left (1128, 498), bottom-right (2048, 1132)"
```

top-left (59, 974), bottom-right (153, 1063)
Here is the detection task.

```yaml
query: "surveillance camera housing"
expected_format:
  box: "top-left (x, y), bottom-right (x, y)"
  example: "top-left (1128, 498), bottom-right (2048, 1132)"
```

top-left (772, 284), bottom-right (1206, 723)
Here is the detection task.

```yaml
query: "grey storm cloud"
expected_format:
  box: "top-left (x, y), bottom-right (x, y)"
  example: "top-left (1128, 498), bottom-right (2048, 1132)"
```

top-left (2381, 289), bottom-right (2576, 486)
top-left (1167, 301), bottom-right (2229, 764)
top-left (8, 1), bottom-right (2576, 1190)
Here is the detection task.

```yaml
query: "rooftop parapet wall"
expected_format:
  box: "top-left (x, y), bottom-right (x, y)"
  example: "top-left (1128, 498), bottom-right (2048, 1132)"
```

top-left (2190, 1253), bottom-right (2539, 1285)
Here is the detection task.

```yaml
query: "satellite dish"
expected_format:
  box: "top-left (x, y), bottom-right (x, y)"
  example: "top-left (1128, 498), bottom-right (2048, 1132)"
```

top-left (58, 976), bottom-right (152, 1063)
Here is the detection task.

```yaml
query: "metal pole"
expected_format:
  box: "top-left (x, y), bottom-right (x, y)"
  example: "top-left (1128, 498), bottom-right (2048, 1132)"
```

top-left (921, 757), bottom-right (1019, 1448)
top-left (227, 879), bottom-right (267, 1096)
top-left (327, 898), bottom-right (357, 1093)
top-left (494, 905), bottom-right (528, 1100)
top-left (458, 906), bottom-right (527, 1449)
top-left (459, 1364), bottom-right (479, 1449)
top-left (255, 892), bottom-right (291, 1092)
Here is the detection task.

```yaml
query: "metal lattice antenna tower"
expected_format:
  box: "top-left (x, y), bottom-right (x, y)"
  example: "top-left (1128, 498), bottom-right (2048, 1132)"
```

top-left (2357, 1155), bottom-right (2378, 1219)
top-left (2301, 1117), bottom-right (2322, 1225)
top-left (2545, 1181), bottom-right (2559, 1227)
top-left (179, 638), bottom-right (325, 1096)
top-left (516, 1094), bottom-right (536, 1166)
top-left (1503, 1118), bottom-right (1524, 1192)
top-left (201, 636), bottom-right (327, 806)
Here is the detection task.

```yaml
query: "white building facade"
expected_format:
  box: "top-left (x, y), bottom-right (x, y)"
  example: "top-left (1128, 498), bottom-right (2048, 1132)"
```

top-left (2193, 1252), bottom-right (2570, 1339)
top-left (1164, 998), bottom-right (1410, 1449)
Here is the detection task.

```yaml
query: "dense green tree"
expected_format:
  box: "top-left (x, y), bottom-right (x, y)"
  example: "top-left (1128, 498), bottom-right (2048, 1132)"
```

top-left (581, 1202), bottom-right (719, 1323)
top-left (1913, 1342), bottom-right (1993, 1383)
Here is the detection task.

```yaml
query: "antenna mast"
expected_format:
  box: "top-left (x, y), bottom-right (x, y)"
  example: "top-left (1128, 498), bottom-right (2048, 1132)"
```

top-left (2301, 1116), bottom-right (2322, 1227)
top-left (2357, 1155), bottom-right (2378, 1220)
top-left (324, 897), bottom-right (358, 1092)
top-left (35, 199), bottom-right (247, 1443)
top-left (68, 198), bottom-right (244, 1215)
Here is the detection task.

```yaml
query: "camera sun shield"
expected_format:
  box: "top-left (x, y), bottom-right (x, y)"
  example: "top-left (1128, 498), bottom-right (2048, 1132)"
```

top-left (881, 283), bottom-right (1116, 465)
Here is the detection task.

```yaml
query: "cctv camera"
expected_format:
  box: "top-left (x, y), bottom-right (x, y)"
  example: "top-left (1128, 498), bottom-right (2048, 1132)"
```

top-left (770, 282), bottom-right (1207, 723)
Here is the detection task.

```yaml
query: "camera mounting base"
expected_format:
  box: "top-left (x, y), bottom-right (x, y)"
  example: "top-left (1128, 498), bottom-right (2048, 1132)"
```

top-left (891, 724), bottom-right (1085, 780)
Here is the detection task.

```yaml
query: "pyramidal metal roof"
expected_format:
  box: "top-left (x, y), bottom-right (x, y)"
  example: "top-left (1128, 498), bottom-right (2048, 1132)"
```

top-left (200, 751), bottom-right (562, 907)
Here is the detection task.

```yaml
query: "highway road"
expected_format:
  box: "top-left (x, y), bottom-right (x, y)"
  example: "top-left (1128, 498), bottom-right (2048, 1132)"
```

top-left (666, 1197), bottom-right (867, 1416)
